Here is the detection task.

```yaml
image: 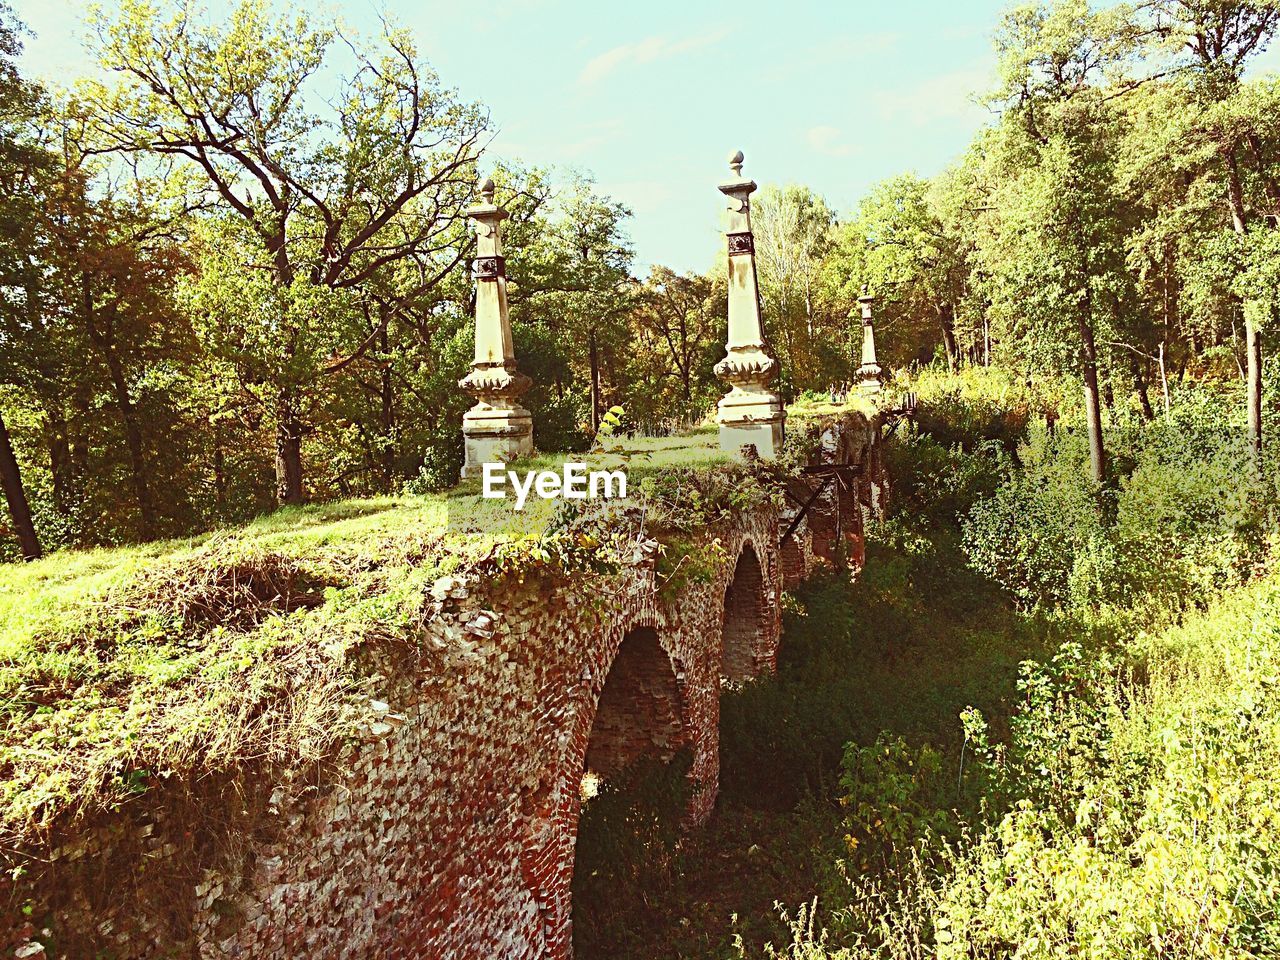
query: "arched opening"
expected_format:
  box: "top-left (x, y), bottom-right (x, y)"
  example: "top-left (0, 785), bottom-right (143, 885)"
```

top-left (583, 626), bottom-right (685, 781)
top-left (720, 545), bottom-right (767, 684)
top-left (572, 626), bottom-right (689, 958)
top-left (809, 500), bottom-right (839, 561)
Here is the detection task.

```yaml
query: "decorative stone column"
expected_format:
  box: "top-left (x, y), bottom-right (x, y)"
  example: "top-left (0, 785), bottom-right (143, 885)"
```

top-left (857, 287), bottom-right (884, 394)
top-left (459, 178), bottom-right (534, 478)
top-left (714, 150), bottom-right (785, 459)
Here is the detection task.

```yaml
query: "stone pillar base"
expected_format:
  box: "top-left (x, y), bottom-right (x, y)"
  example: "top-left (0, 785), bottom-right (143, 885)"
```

top-left (717, 392), bottom-right (785, 459)
top-left (460, 404), bottom-right (534, 478)
top-left (719, 420), bottom-right (785, 459)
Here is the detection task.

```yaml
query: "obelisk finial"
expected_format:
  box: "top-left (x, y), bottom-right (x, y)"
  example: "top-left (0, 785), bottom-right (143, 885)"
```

top-left (713, 150), bottom-right (785, 459)
top-left (457, 178), bottom-right (534, 478)
top-left (857, 289), bottom-right (883, 394)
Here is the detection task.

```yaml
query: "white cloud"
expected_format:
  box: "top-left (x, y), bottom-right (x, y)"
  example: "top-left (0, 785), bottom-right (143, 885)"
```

top-left (1247, 39), bottom-right (1280, 76)
top-left (579, 28), bottom-right (729, 86)
top-left (807, 125), bottom-right (860, 158)
top-left (874, 61), bottom-right (997, 128)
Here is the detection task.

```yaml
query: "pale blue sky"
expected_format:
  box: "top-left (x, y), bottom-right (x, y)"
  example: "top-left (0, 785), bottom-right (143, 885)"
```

top-left (5, 0), bottom-right (1206, 273)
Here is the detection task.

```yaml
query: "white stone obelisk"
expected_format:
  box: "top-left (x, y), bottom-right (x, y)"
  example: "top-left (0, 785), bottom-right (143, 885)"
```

top-left (857, 287), bottom-right (883, 394)
top-left (714, 151), bottom-right (785, 459)
top-left (459, 178), bottom-right (534, 478)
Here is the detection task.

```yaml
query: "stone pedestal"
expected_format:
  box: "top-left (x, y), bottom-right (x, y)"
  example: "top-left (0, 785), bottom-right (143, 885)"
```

top-left (459, 178), bottom-right (533, 478)
top-left (857, 288), bottom-right (883, 394)
top-left (714, 151), bottom-right (785, 459)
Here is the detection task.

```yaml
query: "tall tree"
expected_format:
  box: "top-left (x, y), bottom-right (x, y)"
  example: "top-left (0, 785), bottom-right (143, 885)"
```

top-left (87, 0), bottom-right (487, 504)
top-left (0, 2), bottom-right (46, 558)
top-left (0, 409), bottom-right (39, 559)
top-left (980, 0), bottom-right (1139, 484)
top-left (628, 266), bottom-right (722, 421)
top-left (510, 175), bottom-right (633, 434)
top-left (753, 184), bottom-right (837, 390)
top-left (1137, 0), bottom-right (1280, 458)
top-left (825, 174), bottom-right (972, 370)
top-left (37, 131), bottom-right (196, 539)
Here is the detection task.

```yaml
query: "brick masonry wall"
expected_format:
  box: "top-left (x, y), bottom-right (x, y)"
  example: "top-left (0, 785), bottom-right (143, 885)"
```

top-left (5, 415), bottom-right (886, 960)
top-left (719, 545), bottom-right (767, 682)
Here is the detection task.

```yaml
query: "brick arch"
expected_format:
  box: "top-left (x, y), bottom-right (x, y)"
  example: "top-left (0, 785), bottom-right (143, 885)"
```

top-left (584, 626), bottom-right (686, 777)
top-left (519, 615), bottom-right (692, 959)
top-left (719, 544), bottom-right (770, 683)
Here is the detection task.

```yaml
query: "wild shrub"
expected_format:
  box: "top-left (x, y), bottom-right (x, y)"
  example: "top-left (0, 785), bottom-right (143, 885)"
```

top-left (406, 428), bottom-right (463, 493)
top-left (903, 365), bottom-right (1044, 451)
top-left (837, 735), bottom-right (957, 873)
top-left (927, 581), bottom-right (1280, 959)
top-left (572, 752), bottom-right (693, 955)
top-left (962, 422), bottom-right (1103, 608)
top-left (883, 432), bottom-right (1007, 529)
top-left (962, 387), bottom-right (1273, 622)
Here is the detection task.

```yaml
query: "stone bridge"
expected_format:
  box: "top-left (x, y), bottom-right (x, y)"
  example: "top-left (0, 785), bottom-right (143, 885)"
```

top-left (5, 150), bottom-right (895, 960)
top-left (11, 413), bottom-right (887, 960)
top-left (208, 415), bottom-right (884, 960)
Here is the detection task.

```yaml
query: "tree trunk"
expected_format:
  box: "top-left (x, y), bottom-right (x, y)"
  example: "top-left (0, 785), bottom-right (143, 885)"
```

top-left (937, 302), bottom-right (959, 372)
top-left (1247, 317), bottom-right (1263, 461)
top-left (1224, 145), bottom-right (1263, 460)
top-left (379, 323), bottom-right (396, 487)
top-left (275, 394), bottom-right (304, 506)
top-left (1130, 358), bottom-right (1155, 421)
top-left (588, 328), bottom-right (601, 434)
top-left (1158, 343), bottom-right (1171, 414)
top-left (1079, 304), bottom-right (1107, 486)
top-left (0, 410), bottom-right (42, 560)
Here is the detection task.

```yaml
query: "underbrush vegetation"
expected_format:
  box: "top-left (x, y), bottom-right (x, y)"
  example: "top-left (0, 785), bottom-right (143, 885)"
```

top-left (745, 369), bottom-right (1280, 960)
top-left (579, 366), bottom-right (1280, 960)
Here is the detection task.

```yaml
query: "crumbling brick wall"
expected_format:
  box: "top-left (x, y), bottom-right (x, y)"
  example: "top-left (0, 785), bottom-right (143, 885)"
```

top-left (6, 414), bottom-right (887, 960)
top-left (720, 545), bottom-right (769, 682)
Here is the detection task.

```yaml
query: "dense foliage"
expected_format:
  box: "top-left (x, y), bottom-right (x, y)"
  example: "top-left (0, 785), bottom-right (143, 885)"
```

top-left (733, 368), bottom-right (1280, 960)
top-left (4, 0), bottom-right (1279, 564)
top-left (3, 1), bottom-right (1280, 955)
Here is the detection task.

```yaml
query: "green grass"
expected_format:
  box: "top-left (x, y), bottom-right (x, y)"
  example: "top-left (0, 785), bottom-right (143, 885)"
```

top-left (0, 428), bottom-right (726, 655)
top-left (787, 394), bottom-right (880, 422)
